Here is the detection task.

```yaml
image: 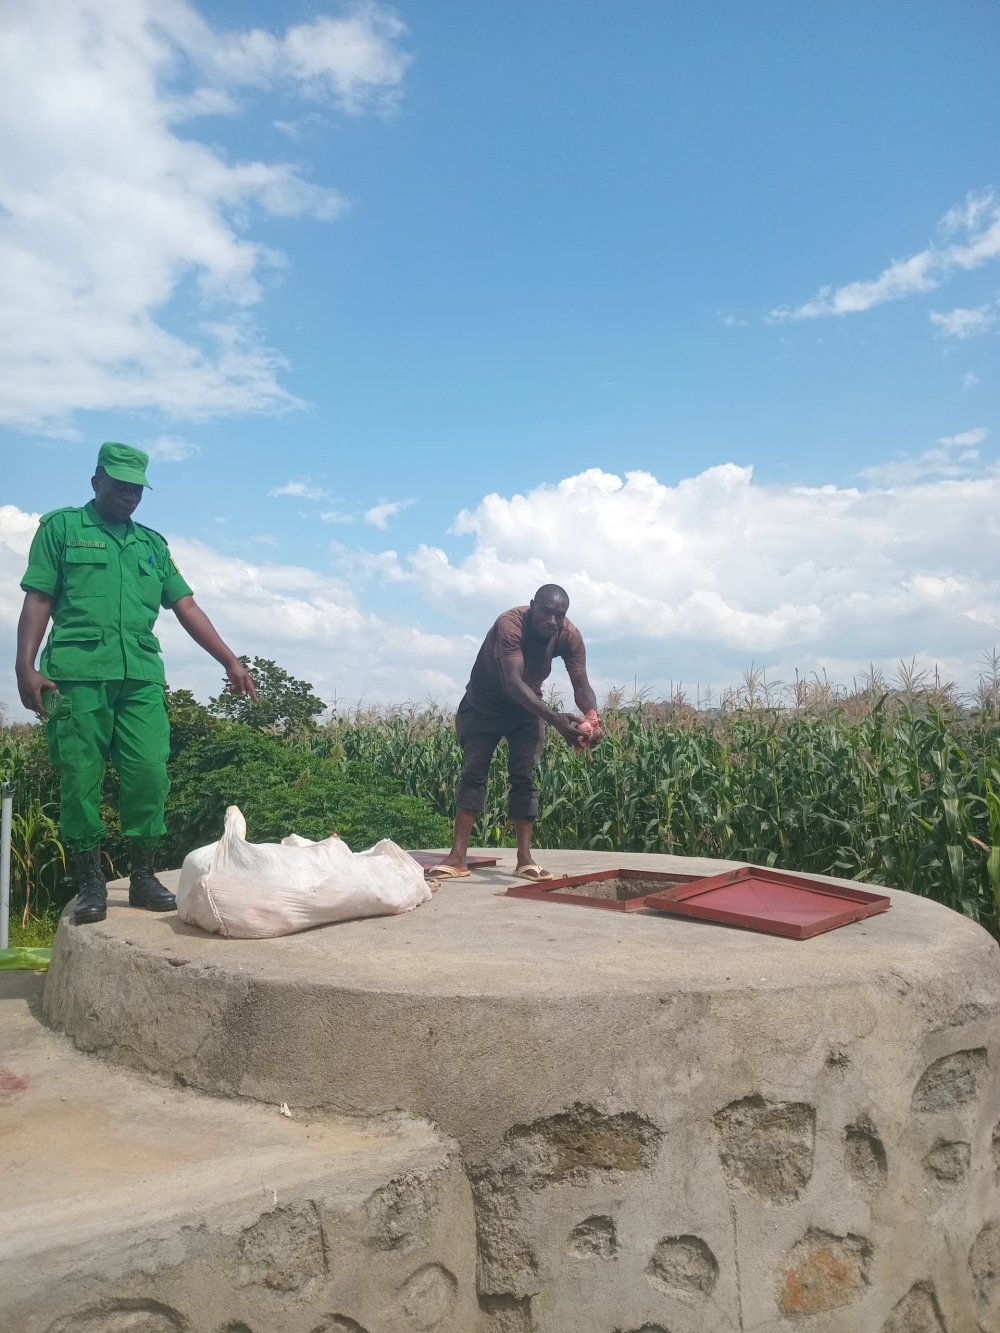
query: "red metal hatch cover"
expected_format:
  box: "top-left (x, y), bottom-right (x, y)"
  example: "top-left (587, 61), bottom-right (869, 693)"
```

top-left (503, 867), bottom-right (705, 912)
top-left (644, 865), bottom-right (891, 939)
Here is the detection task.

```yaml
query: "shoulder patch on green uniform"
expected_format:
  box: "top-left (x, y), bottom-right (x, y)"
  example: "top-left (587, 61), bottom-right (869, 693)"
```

top-left (134, 522), bottom-right (168, 547)
top-left (38, 506), bottom-right (79, 525)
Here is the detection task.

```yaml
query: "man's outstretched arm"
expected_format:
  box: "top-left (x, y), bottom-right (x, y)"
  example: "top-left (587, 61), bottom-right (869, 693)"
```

top-left (566, 647), bottom-right (602, 749)
top-left (171, 595), bottom-right (259, 700)
top-left (567, 659), bottom-right (598, 717)
top-left (498, 650), bottom-right (582, 747)
top-left (15, 591), bottom-right (56, 714)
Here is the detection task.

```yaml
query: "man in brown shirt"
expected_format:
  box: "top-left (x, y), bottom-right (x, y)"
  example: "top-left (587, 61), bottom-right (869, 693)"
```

top-left (429, 584), bottom-right (602, 882)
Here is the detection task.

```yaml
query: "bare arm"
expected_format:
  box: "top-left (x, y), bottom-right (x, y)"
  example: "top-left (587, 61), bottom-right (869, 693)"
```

top-left (171, 595), bottom-right (259, 700)
top-left (567, 661), bottom-right (598, 717)
top-left (15, 591), bottom-right (56, 714)
top-left (566, 646), bottom-right (602, 751)
top-left (499, 650), bottom-right (582, 747)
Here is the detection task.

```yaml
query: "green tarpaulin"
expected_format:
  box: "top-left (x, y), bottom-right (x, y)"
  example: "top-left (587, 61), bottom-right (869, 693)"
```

top-left (0, 947), bottom-right (51, 971)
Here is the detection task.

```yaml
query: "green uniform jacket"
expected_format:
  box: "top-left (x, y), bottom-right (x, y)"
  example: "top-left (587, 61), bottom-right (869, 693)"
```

top-left (21, 502), bottom-right (193, 684)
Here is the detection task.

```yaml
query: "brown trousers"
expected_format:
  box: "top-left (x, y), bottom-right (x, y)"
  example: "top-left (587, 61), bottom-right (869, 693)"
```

top-left (455, 696), bottom-right (546, 821)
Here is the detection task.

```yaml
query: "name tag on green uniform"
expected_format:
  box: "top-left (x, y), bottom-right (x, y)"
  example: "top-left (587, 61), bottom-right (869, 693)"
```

top-left (66, 540), bottom-right (106, 549)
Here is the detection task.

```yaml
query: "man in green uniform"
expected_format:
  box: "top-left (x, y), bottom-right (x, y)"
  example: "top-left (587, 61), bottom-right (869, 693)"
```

top-left (15, 442), bottom-right (258, 925)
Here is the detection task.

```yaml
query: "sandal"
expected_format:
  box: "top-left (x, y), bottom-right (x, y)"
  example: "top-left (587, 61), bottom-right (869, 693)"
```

top-left (425, 864), bottom-right (471, 881)
top-left (513, 864), bottom-right (554, 882)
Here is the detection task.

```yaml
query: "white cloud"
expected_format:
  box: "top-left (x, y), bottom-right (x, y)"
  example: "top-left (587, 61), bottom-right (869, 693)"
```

top-left (207, 9), bottom-right (411, 114)
top-left (364, 499), bottom-right (413, 529)
top-left (860, 428), bottom-right (990, 486)
top-left (0, 0), bottom-right (409, 432)
top-left (320, 510), bottom-right (354, 524)
top-left (157, 533), bottom-right (474, 706)
top-left (272, 114), bottom-right (326, 142)
top-left (7, 459), bottom-right (1000, 718)
top-left (930, 305), bottom-right (997, 338)
top-left (270, 479), bottom-right (332, 500)
top-left (0, 504), bottom-right (476, 717)
top-left (145, 434), bottom-right (199, 462)
top-left (385, 466), bottom-right (1000, 678)
top-left (963, 371), bottom-right (981, 390)
top-left (937, 427), bottom-right (989, 449)
top-left (0, 506), bottom-right (40, 560)
top-left (0, 506), bottom-right (42, 691)
top-left (771, 190), bottom-right (1000, 321)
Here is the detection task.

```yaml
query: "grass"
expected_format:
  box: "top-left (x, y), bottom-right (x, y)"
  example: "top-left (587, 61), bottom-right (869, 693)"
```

top-left (7, 914), bottom-right (58, 948)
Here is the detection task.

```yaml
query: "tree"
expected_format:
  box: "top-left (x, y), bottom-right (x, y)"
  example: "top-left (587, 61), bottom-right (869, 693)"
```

top-left (209, 657), bottom-right (326, 735)
top-left (165, 688), bottom-right (221, 757)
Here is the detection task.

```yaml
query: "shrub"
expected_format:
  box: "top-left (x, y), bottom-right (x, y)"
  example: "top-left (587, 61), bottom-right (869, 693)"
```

top-left (160, 724), bottom-right (450, 866)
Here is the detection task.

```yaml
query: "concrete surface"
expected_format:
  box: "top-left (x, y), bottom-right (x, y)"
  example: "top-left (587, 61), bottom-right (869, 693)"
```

top-left (1, 972), bottom-right (478, 1333)
top-left (36, 849), bottom-right (1000, 1331)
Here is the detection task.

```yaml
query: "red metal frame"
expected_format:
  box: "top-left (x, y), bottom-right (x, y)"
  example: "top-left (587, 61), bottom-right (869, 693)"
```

top-left (644, 865), bottom-right (891, 939)
top-left (503, 867), bottom-right (704, 913)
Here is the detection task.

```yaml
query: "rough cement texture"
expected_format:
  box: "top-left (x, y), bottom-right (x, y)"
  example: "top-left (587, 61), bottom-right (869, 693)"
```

top-left (38, 848), bottom-right (1000, 1331)
top-left (1, 973), bottom-right (478, 1333)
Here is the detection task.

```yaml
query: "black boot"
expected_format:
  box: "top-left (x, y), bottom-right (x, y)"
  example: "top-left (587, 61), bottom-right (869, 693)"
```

top-left (128, 844), bottom-right (176, 912)
top-left (72, 848), bottom-right (107, 925)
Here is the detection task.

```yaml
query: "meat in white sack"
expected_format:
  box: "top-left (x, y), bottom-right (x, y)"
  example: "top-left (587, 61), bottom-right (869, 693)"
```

top-left (176, 806), bottom-right (432, 939)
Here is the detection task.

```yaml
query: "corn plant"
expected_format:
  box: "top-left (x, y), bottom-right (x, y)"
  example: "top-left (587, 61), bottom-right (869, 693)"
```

top-left (8, 658), bottom-right (1000, 937)
top-left (11, 800), bottom-right (66, 927)
top-left (324, 682), bottom-right (1000, 935)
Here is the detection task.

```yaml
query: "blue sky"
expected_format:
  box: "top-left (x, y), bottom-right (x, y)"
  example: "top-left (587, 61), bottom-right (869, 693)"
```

top-left (2, 1), bottom-right (999, 714)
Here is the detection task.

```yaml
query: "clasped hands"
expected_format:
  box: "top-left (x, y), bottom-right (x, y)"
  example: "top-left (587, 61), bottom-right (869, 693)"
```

top-left (555, 708), bottom-right (604, 753)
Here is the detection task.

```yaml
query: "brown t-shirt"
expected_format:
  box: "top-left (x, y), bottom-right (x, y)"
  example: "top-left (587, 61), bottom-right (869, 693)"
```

top-left (465, 606), bottom-right (586, 716)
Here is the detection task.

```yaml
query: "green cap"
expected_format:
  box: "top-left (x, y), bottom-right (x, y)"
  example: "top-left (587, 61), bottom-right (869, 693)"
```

top-left (96, 442), bottom-right (151, 489)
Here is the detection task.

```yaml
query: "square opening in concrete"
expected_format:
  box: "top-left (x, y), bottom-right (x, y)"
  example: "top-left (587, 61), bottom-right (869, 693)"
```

top-left (503, 868), bottom-right (705, 912)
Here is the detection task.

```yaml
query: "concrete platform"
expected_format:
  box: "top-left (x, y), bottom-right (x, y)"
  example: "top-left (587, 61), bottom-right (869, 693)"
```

top-left (1, 972), bottom-right (477, 1333)
top-left (38, 850), bottom-right (1000, 1331)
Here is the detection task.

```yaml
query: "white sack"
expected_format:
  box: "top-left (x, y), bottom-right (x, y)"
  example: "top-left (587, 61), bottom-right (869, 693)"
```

top-left (176, 806), bottom-right (432, 939)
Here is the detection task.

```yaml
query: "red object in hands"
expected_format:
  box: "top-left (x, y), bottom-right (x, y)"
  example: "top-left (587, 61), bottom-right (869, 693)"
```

top-left (575, 709), bottom-right (603, 752)
top-left (644, 865), bottom-right (891, 939)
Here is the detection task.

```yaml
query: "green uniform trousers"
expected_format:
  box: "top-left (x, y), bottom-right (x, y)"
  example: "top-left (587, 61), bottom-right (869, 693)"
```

top-left (46, 680), bottom-right (170, 851)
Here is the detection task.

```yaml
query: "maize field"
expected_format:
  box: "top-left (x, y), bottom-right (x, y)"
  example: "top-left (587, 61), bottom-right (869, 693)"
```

top-left (319, 665), bottom-right (1000, 934)
top-left (4, 660), bottom-right (1000, 938)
